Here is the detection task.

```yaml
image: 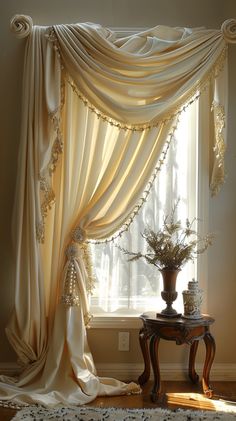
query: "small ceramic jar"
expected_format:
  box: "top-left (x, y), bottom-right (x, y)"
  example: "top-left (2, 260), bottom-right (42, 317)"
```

top-left (182, 279), bottom-right (203, 319)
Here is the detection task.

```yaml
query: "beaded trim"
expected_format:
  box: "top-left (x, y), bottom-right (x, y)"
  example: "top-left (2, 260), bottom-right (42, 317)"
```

top-left (36, 177), bottom-right (56, 243)
top-left (61, 259), bottom-right (80, 306)
top-left (36, 30), bottom-right (65, 243)
top-left (61, 229), bottom-right (95, 310)
top-left (60, 243), bottom-right (93, 325)
top-left (62, 242), bottom-right (95, 295)
top-left (210, 101), bottom-right (226, 196)
top-left (67, 78), bottom-right (152, 132)
top-left (64, 41), bottom-right (227, 132)
top-left (48, 25), bottom-right (227, 131)
top-left (36, 108), bottom-right (65, 243)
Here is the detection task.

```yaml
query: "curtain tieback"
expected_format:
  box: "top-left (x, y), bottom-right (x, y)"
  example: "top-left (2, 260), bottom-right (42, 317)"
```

top-left (61, 243), bottom-right (82, 307)
top-left (60, 226), bottom-right (93, 325)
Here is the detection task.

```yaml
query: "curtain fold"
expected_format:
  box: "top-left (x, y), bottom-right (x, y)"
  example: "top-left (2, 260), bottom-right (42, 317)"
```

top-left (0, 21), bottom-right (228, 407)
top-left (53, 23), bottom-right (225, 124)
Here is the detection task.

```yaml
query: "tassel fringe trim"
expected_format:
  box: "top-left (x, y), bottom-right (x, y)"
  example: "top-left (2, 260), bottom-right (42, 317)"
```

top-left (210, 101), bottom-right (226, 196)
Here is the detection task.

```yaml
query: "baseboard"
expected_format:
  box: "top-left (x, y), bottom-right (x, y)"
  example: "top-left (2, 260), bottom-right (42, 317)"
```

top-left (95, 363), bottom-right (236, 382)
top-left (1, 362), bottom-right (236, 381)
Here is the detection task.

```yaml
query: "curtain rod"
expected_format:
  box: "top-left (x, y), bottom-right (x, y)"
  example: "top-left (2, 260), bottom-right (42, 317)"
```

top-left (9, 14), bottom-right (236, 44)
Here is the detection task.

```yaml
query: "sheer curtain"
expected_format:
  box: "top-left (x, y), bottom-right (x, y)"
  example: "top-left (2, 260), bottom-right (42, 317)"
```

top-left (0, 16), bottom-right (230, 407)
top-left (90, 99), bottom-right (198, 315)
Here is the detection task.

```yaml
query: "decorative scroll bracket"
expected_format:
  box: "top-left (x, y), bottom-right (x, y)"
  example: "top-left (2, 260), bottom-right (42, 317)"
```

top-left (221, 19), bottom-right (236, 44)
top-left (10, 15), bottom-right (33, 38)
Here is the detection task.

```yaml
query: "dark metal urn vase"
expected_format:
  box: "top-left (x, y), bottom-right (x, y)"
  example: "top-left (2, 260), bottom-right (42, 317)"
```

top-left (158, 269), bottom-right (181, 318)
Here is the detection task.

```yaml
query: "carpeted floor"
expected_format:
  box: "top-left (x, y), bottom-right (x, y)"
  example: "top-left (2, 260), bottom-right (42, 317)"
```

top-left (11, 405), bottom-right (236, 420)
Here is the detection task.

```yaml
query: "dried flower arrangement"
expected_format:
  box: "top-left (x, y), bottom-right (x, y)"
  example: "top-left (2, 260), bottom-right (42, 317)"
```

top-left (120, 201), bottom-right (213, 270)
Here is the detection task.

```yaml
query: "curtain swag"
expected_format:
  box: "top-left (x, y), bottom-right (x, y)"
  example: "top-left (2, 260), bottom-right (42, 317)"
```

top-left (0, 15), bottom-right (234, 408)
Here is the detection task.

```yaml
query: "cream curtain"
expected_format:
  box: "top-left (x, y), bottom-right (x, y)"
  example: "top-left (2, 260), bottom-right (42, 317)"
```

top-left (90, 99), bottom-right (199, 315)
top-left (0, 17), bottom-right (230, 406)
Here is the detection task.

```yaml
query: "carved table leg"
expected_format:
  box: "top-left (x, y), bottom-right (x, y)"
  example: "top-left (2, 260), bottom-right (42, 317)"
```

top-left (202, 332), bottom-right (216, 398)
top-left (138, 328), bottom-right (150, 385)
top-left (189, 340), bottom-right (199, 383)
top-left (149, 333), bottom-right (161, 403)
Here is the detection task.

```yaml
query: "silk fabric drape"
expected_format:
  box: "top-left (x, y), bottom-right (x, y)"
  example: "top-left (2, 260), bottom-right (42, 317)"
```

top-left (0, 22), bottom-right (228, 406)
top-left (54, 23), bottom-right (225, 124)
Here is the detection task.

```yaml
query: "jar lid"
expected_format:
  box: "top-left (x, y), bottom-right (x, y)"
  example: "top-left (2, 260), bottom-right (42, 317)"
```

top-left (188, 279), bottom-right (199, 291)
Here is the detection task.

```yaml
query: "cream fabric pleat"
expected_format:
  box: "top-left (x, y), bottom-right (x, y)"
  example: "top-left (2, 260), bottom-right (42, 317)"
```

top-left (54, 23), bottom-right (226, 124)
top-left (0, 22), bottom-right (228, 406)
top-left (210, 57), bottom-right (228, 195)
top-left (61, 85), bottom-right (174, 240)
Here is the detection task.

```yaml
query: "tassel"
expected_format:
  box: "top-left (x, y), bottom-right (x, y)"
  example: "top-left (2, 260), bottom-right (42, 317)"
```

top-left (61, 244), bottom-right (81, 306)
top-left (60, 242), bottom-right (92, 326)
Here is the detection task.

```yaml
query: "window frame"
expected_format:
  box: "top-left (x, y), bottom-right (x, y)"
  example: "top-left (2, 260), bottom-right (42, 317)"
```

top-left (89, 31), bottom-right (210, 329)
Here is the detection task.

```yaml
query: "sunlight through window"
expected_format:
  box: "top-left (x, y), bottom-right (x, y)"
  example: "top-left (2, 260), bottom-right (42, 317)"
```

top-left (90, 99), bottom-right (198, 316)
top-left (166, 392), bottom-right (236, 413)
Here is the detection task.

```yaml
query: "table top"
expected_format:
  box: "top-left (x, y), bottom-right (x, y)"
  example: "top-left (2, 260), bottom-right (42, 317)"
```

top-left (140, 312), bottom-right (215, 328)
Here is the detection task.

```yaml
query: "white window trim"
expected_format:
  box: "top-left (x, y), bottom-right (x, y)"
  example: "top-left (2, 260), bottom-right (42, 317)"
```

top-left (196, 88), bottom-right (210, 313)
top-left (90, 315), bottom-right (143, 329)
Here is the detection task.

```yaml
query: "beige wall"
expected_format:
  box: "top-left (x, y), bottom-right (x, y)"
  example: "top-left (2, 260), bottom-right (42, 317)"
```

top-left (0, 0), bottom-right (236, 369)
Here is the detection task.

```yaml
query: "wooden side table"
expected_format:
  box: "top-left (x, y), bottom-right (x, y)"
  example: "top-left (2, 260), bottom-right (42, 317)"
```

top-left (138, 312), bottom-right (215, 403)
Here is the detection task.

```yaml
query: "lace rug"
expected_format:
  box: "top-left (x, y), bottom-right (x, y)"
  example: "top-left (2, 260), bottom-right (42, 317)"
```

top-left (12, 405), bottom-right (236, 420)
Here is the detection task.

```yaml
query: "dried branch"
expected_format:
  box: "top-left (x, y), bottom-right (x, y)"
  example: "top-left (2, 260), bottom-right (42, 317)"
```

top-left (119, 202), bottom-right (213, 270)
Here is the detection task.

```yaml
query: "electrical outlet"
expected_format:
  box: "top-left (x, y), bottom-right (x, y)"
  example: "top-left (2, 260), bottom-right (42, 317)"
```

top-left (118, 332), bottom-right (130, 351)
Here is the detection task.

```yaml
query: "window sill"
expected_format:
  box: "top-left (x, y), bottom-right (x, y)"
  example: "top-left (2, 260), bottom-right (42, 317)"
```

top-left (89, 315), bottom-right (143, 329)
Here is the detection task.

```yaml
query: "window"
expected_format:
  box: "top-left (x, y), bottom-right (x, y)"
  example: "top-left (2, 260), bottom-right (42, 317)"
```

top-left (90, 97), bottom-right (205, 321)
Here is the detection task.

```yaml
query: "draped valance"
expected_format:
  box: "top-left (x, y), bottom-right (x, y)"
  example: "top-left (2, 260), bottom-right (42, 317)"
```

top-left (0, 16), bottom-right (234, 408)
top-left (52, 23), bottom-right (226, 124)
